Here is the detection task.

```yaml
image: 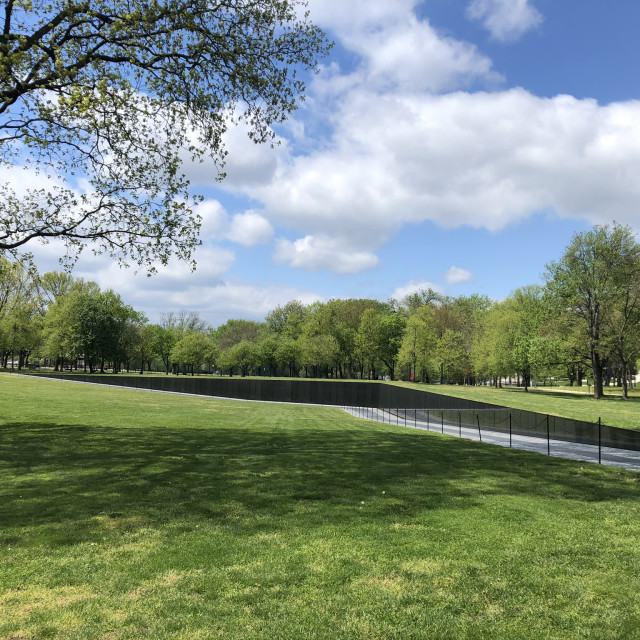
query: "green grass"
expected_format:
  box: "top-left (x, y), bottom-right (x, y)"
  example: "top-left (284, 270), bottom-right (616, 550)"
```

top-left (392, 381), bottom-right (640, 431)
top-left (2, 374), bottom-right (640, 639)
top-left (26, 370), bottom-right (640, 431)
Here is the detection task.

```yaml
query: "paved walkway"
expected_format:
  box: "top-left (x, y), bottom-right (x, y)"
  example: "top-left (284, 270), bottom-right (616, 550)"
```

top-left (345, 406), bottom-right (640, 471)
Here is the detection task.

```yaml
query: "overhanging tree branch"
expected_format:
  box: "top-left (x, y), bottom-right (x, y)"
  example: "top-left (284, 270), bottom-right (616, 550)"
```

top-left (0, 0), bottom-right (331, 270)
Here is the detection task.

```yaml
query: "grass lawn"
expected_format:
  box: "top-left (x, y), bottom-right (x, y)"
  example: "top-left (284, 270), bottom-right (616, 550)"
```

top-left (392, 381), bottom-right (640, 431)
top-left (2, 374), bottom-right (640, 639)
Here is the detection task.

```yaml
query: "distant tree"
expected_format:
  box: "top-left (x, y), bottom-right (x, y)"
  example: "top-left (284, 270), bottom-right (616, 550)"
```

top-left (398, 305), bottom-right (437, 382)
top-left (219, 339), bottom-right (257, 377)
top-left (43, 280), bottom-right (101, 370)
top-left (394, 288), bottom-right (442, 315)
top-left (135, 323), bottom-right (159, 374)
top-left (154, 325), bottom-right (180, 375)
top-left (545, 223), bottom-right (640, 399)
top-left (275, 335), bottom-right (301, 377)
top-left (355, 309), bottom-right (382, 379)
top-left (162, 311), bottom-right (209, 334)
top-left (0, 259), bottom-right (42, 369)
top-left (355, 309), bottom-right (405, 380)
top-left (214, 319), bottom-right (262, 351)
top-left (299, 334), bottom-right (339, 378)
top-left (436, 329), bottom-right (467, 384)
top-left (265, 300), bottom-right (308, 338)
top-left (36, 271), bottom-right (76, 313)
top-left (170, 332), bottom-right (216, 375)
top-left (256, 334), bottom-right (280, 376)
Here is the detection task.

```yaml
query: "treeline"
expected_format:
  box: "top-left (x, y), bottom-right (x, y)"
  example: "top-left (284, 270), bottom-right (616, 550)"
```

top-left (2, 223), bottom-right (640, 399)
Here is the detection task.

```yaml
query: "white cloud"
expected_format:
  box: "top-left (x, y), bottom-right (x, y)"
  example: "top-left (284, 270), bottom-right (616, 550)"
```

top-left (445, 266), bottom-right (474, 285)
top-left (29, 236), bottom-right (322, 325)
top-left (226, 211), bottom-right (273, 246)
top-left (72, 246), bottom-right (235, 294)
top-left (309, 0), bottom-right (501, 95)
top-left (197, 199), bottom-right (229, 240)
top-left (181, 113), bottom-right (285, 190)
top-left (248, 89), bottom-right (640, 266)
top-left (274, 235), bottom-right (379, 274)
top-left (131, 278), bottom-right (322, 326)
top-left (183, 282), bottom-right (323, 327)
top-left (391, 279), bottom-right (443, 302)
top-left (466, 0), bottom-right (543, 42)
top-left (307, 0), bottom-right (418, 32)
top-left (194, 200), bottom-right (273, 247)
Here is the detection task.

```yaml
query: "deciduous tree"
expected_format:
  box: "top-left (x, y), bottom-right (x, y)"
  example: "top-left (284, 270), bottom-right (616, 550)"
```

top-left (545, 223), bottom-right (640, 399)
top-left (0, 0), bottom-right (330, 268)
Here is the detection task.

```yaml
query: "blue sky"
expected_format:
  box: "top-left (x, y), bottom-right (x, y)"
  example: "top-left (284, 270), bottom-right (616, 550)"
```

top-left (29, 0), bottom-right (640, 325)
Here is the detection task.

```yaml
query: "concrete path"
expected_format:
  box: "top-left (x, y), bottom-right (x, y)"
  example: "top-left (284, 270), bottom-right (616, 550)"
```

top-left (345, 406), bottom-right (640, 471)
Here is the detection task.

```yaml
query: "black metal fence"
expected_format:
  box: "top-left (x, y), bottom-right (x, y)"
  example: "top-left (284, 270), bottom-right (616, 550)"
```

top-left (26, 372), bottom-right (640, 454)
top-left (349, 407), bottom-right (640, 466)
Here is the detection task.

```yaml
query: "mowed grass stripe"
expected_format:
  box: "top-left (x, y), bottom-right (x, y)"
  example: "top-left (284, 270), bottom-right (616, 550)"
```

top-left (1, 374), bottom-right (639, 639)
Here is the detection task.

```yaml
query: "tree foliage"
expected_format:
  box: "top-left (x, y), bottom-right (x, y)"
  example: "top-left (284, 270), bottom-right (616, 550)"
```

top-left (545, 223), bottom-right (640, 399)
top-left (0, 0), bottom-right (330, 268)
top-left (3, 223), bottom-right (640, 396)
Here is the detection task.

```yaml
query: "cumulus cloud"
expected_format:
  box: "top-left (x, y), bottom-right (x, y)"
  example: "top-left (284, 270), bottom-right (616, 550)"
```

top-left (73, 246), bottom-right (235, 294)
top-left (249, 88), bottom-right (640, 269)
top-left (309, 0), bottom-right (500, 95)
top-left (197, 199), bottom-right (229, 240)
top-left (30, 235), bottom-right (322, 325)
top-left (181, 281), bottom-right (323, 327)
top-left (466, 0), bottom-right (543, 42)
top-left (135, 278), bottom-right (322, 326)
top-left (274, 235), bottom-right (379, 274)
top-left (194, 200), bottom-right (273, 247)
top-left (180, 113), bottom-right (285, 190)
top-left (445, 266), bottom-right (474, 285)
top-left (391, 279), bottom-right (443, 302)
top-left (226, 211), bottom-right (274, 246)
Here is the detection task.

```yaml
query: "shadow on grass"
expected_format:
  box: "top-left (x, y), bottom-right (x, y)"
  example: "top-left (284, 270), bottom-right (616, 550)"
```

top-left (1, 421), bottom-right (638, 542)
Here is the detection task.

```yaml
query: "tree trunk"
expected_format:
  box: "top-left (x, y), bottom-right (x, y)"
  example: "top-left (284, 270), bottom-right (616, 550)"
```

top-left (592, 352), bottom-right (605, 399)
top-left (622, 361), bottom-right (629, 400)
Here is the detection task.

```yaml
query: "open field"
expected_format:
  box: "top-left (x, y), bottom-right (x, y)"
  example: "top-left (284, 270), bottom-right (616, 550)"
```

top-left (2, 374), bottom-right (640, 639)
top-left (393, 382), bottom-right (640, 432)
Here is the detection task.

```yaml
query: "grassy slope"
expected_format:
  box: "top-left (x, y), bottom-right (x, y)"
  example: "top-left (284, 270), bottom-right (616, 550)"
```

top-left (392, 381), bottom-right (640, 431)
top-left (25, 370), bottom-right (640, 430)
top-left (1, 374), bottom-right (640, 639)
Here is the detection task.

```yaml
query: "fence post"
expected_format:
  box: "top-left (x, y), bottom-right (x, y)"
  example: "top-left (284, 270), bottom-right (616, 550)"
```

top-left (509, 413), bottom-right (512, 448)
top-left (404, 408), bottom-right (407, 427)
top-left (426, 410), bottom-right (429, 431)
top-left (458, 411), bottom-right (462, 437)
top-left (414, 409), bottom-right (417, 429)
top-left (441, 411), bottom-right (444, 434)
top-left (396, 409), bottom-right (399, 426)
top-left (598, 417), bottom-right (602, 465)
top-left (476, 413), bottom-right (482, 442)
top-left (546, 414), bottom-right (550, 456)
